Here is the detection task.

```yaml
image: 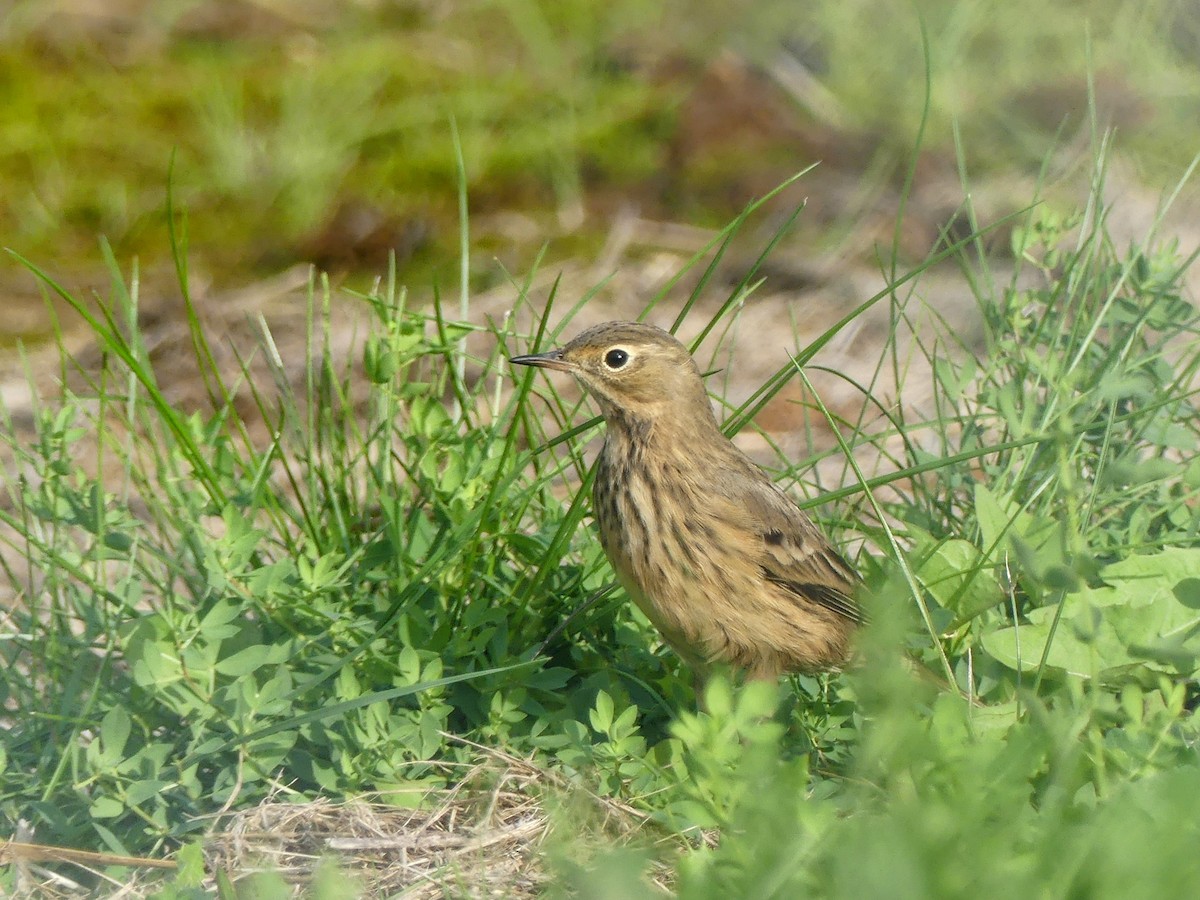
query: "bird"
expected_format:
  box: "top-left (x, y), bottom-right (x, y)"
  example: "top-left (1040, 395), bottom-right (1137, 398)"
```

top-left (510, 321), bottom-right (863, 684)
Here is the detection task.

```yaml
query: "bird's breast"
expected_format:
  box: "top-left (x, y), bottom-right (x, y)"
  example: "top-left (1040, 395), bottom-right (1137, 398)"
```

top-left (594, 438), bottom-right (717, 615)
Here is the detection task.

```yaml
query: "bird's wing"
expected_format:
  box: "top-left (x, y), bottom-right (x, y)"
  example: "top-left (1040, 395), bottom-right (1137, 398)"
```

top-left (713, 470), bottom-right (866, 625)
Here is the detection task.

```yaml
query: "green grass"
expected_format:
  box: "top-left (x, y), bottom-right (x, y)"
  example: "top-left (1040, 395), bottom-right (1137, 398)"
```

top-left (3, 0), bottom-right (1200, 304)
top-left (3, 140), bottom-right (1200, 896)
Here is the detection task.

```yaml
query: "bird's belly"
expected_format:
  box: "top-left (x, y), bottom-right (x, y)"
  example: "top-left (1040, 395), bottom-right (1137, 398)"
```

top-left (594, 471), bottom-right (851, 674)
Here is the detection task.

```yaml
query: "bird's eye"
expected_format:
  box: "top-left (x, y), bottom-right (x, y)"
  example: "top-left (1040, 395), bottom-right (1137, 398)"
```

top-left (604, 348), bottom-right (629, 369)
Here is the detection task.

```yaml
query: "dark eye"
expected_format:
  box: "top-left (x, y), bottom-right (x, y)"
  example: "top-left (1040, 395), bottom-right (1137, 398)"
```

top-left (604, 348), bottom-right (629, 369)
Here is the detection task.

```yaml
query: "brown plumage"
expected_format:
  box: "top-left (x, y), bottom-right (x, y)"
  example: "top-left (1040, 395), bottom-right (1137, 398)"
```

top-left (511, 321), bottom-right (862, 682)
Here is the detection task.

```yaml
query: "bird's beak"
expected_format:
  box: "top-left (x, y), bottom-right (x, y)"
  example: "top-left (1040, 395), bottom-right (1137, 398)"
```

top-left (510, 348), bottom-right (573, 373)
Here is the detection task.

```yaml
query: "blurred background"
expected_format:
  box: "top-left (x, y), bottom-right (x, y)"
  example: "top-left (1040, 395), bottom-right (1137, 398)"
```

top-left (2, 0), bottom-right (1199, 348)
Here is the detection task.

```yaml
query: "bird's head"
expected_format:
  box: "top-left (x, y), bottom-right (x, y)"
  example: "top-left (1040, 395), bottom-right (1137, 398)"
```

top-left (511, 321), bottom-right (714, 424)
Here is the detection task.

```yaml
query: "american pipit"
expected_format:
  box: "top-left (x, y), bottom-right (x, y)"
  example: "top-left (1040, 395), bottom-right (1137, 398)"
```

top-left (511, 321), bottom-right (863, 682)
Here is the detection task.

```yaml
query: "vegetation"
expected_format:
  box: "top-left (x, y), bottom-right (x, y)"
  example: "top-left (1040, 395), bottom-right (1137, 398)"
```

top-left (4, 0), bottom-right (1200, 894)
top-left (2, 137), bottom-right (1200, 895)
top-left (2, 0), bottom-right (1198, 293)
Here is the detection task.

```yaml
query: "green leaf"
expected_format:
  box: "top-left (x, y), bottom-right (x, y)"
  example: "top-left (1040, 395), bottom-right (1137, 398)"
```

top-left (98, 707), bottom-right (132, 766)
top-left (975, 484), bottom-right (1058, 564)
top-left (397, 645), bottom-right (421, 683)
top-left (126, 779), bottom-right (172, 806)
top-left (982, 549), bottom-right (1200, 678)
top-left (199, 598), bottom-right (243, 632)
top-left (215, 644), bottom-right (285, 676)
top-left (590, 690), bottom-right (615, 733)
top-left (174, 841), bottom-right (208, 888)
top-left (1102, 547), bottom-right (1200, 588)
top-left (974, 484), bottom-right (1015, 559)
top-left (90, 796), bottom-right (126, 819)
top-left (918, 539), bottom-right (1005, 620)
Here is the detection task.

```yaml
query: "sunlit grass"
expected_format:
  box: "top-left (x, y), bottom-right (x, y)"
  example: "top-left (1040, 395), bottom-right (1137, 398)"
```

top-left (2, 127), bottom-right (1200, 894)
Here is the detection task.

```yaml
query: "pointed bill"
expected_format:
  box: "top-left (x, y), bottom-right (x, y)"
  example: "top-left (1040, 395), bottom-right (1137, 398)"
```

top-left (510, 348), bottom-right (573, 372)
